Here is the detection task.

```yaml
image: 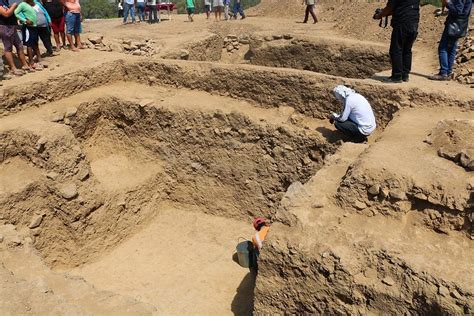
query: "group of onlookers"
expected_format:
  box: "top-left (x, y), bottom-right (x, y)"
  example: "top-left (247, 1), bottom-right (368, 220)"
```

top-left (195, 0), bottom-right (245, 22)
top-left (0, 0), bottom-right (83, 78)
top-left (118, 0), bottom-right (160, 24)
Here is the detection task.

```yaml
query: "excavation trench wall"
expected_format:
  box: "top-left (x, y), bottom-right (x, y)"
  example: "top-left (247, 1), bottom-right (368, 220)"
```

top-left (2, 60), bottom-right (473, 127)
top-left (254, 225), bottom-right (473, 315)
top-left (0, 97), bottom-right (336, 267)
top-left (246, 38), bottom-right (391, 79)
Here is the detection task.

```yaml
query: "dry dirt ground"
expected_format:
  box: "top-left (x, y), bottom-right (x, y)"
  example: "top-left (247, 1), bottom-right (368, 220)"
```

top-left (0, 0), bottom-right (473, 315)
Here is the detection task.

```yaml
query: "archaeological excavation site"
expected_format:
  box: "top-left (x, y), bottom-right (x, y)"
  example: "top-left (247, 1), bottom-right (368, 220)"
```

top-left (0, 0), bottom-right (473, 314)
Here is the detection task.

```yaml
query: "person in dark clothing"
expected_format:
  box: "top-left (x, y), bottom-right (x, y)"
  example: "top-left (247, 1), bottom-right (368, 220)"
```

top-left (43, 0), bottom-right (65, 51)
top-left (430, 0), bottom-right (472, 80)
top-left (374, 0), bottom-right (420, 83)
top-left (302, 0), bottom-right (317, 24)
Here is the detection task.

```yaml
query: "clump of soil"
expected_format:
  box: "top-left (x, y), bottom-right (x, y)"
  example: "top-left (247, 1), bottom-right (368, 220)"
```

top-left (426, 119), bottom-right (474, 171)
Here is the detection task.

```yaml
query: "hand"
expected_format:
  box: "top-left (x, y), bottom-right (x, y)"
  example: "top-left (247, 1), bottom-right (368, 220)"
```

top-left (327, 113), bottom-right (335, 124)
top-left (373, 13), bottom-right (381, 20)
top-left (25, 19), bottom-right (33, 25)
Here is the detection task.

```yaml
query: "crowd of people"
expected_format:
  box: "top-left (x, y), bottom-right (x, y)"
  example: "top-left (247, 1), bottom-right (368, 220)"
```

top-left (116, 0), bottom-right (246, 24)
top-left (0, 0), bottom-right (83, 78)
top-left (184, 0), bottom-right (246, 22)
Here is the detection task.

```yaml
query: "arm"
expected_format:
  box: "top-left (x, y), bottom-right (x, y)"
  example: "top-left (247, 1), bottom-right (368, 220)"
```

top-left (14, 3), bottom-right (27, 23)
top-left (444, 0), bottom-right (467, 15)
top-left (374, 0), bottom-right (394, 19)
top-left (334, 101), bottom-right (352, 122)
top-left (0, 2), bottom-right (17, 17)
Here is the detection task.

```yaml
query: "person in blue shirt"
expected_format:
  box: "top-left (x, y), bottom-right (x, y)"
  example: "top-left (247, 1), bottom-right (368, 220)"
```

top-left (430, 0), bottom-right (472, 80)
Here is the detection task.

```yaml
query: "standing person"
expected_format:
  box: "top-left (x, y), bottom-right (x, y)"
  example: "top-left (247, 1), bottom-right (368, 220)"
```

top-left (430, 0), bottom-right (472, 81)
top-left (63, 0), bottom-right (83, 51)
top-left (122, 0), bottom-right (135, 24)
top-left (117, 1), bottom-right (123, 17)
top-left (204, 0), bottom-right (211, 19)
top-left (232, 0), bottom-right (244, 19)
top-left (373, 0), bottom-right (420, 83)
top-left (186, 0), bottom-right (194, 22)
top-left (15, 0), bottom-right (45, 69)
top-left (43, 0), bottom-right (66, 52)
top-left (213, 0), bottom-right (222, 21)
top-left (0, 0), bottom-right (31, 75)
top-left (146, 0), bottom-right (158, 23)
top-left (250, 217), bottom-right (270, 271)
top-left (34, 0), bottom-right (54, 55)
top-left (302, 0), bottom-right (317, 24)
top-left (136, 0), bottom-right (145, 22)
top-left (223, 0), bottom-right (230, 20)
top-left (328, 85), bottom-right (376, 143)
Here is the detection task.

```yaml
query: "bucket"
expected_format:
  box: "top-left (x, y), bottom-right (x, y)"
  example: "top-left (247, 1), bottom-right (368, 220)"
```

top-left (236, 239), bottom-right (252, 268)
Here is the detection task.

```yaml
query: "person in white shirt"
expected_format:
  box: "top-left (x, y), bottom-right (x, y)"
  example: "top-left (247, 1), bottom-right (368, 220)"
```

top-left (123, 0), bottom-right (136, 24)
top-left (328, 85), bottom-right (376, 143)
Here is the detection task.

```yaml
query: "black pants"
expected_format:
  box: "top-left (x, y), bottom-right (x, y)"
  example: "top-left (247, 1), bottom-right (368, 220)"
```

top-left (334, 119), bottom-right (367, 143)
top-left (37, 26), bottom-right (54, 54)
top-left (148, 5), bottom-right (159, 23)
top-left (389, 23), bottom-right (418, 80)
top-left (303, 5), bottom-right (317, 23)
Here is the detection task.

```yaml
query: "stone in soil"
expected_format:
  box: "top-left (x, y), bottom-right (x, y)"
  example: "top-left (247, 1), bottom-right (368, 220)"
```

top-left (59, 183), bottom-right (78, 200)
top-left (28, 214), bottom-right (44, 229)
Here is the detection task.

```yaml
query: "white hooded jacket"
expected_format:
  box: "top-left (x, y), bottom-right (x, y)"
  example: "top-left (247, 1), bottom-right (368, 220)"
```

top-left (332, 85), bottom-right (376, 136)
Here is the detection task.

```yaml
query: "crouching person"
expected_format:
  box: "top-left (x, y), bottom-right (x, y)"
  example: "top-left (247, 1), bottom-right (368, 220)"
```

top-left (329, 85), bottom-right (376, 143)
top-left (249, 217), bottom-right (270, 272)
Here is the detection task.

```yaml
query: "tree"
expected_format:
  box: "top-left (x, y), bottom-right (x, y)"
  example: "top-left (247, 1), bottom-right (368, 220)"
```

top-left (81, 0), bottom-right (116, 19)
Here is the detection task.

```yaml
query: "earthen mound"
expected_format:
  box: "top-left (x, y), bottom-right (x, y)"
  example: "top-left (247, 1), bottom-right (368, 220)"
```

top-left (426, 119), bottom-right (474, 171)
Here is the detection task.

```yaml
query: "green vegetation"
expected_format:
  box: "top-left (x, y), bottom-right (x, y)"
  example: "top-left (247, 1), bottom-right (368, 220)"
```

top-left (82, 0), bottom-right (116, 19)
top-left (420, 0), bottom-right (442, 7)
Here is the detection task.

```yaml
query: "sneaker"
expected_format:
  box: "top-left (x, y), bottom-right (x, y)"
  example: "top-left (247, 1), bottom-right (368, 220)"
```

top-left (382, 76), bottom-right (402, 83)
top-left (429, 74), bottom-right (450, 81)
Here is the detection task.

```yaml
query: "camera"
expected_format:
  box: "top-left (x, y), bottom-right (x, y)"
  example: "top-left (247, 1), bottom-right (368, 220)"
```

top-left (373, 8), bottom-right (389, 28)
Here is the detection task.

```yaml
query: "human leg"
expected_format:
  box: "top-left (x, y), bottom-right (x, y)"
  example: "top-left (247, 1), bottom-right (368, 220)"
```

top-left (309, 4), bottom-right (317, 23)
top-left (303, 5), bottom-right (309, 23)
top-left (334, 120), bottom-right (367, 143)
top-left (239, 3), bottom-right (245, 18)
top-left (401, 23), bottom-right (418, 81)
top-left (437, 27), bottom-right (458, 77)
top-left (123, 3), bottom-right (130, 23)
top-left (65, 12), bottom-right (79, 51)
top-left (38, 27), bottom-right (54, 55)
top-left (388, 25), bottom-right (403, 81)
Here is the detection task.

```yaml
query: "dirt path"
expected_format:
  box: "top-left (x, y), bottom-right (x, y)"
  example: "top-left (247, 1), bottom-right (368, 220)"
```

top-left (69, 204), bottom-right (255, 315)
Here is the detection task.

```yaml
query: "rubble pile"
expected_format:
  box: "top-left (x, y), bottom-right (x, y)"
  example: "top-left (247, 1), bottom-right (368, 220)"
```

top-left (454, 32), bottom-right (473, 86)
top-left (86, 35), bottom-right (160, 57)
top-left (222, 34), bottom-right (250, 53)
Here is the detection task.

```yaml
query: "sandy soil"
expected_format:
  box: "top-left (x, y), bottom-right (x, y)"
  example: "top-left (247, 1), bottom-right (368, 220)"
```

top-left (0, 1), bottom-right (473, 314)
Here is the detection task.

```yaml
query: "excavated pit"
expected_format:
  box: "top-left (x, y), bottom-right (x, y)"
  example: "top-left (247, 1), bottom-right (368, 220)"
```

top-left (171, 35), bottom-right (391, 79)
top-left (1, 58), bottom-right (473, 314)
top-left (0, 96), bottom-right (336, 268)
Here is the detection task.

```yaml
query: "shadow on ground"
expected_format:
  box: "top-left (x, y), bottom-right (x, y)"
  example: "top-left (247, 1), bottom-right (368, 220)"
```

top-left (231, 272), bottom-right (256, 316)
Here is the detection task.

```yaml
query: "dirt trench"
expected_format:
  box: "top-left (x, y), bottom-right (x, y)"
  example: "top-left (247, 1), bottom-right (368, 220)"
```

top-left (0, 96), bottom-right (336, 268)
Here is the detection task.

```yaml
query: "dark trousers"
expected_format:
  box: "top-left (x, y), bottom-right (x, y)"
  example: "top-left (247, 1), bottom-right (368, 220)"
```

top-left (37, 26), bottom-right (54, 54)
top-left (303, 5), bottom-right (317, 23)
top-left (438, 26), bottom-right (458, 76)
top-left (334, 119), bottom-right (367, 143)
top-left (232, 2), bottom-right (245, 17)
top-left (389, 23), bottom-right (418, 80)
top-left (148, 5), bottom-right (159, 23)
